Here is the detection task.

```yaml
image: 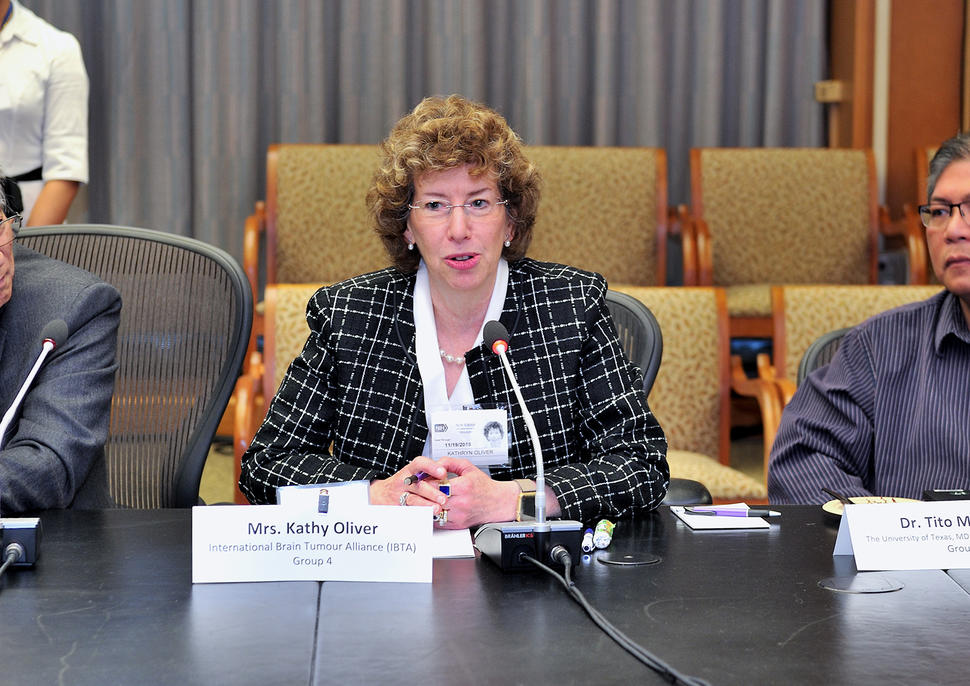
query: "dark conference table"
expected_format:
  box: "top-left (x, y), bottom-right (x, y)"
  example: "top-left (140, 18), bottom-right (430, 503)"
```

top-left (2, 507), bottom-right (969, 685)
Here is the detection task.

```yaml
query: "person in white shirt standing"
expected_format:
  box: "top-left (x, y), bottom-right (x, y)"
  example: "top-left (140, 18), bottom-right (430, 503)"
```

top-left (0, 0), bottom-right (87, 225)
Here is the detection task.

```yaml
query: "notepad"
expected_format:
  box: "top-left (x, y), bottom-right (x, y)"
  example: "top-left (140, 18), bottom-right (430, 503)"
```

top-left (670, 503), bottom-right (771, 530)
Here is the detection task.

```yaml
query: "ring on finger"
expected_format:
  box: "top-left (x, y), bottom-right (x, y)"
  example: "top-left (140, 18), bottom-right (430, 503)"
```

top-left (399, 492), bottom-right (409, 506)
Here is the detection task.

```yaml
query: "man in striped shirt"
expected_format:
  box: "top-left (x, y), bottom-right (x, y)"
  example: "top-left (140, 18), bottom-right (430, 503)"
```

top-left (769, 133), bottom-right (970, 504)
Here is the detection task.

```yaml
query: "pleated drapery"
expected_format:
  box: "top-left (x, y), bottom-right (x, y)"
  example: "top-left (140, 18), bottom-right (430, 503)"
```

top-left (27, 0), bottom-right (826, 260)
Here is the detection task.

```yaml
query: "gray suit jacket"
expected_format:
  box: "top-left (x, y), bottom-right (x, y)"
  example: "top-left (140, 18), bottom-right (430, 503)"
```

top-left (0, 245), bottom-right (120, 512)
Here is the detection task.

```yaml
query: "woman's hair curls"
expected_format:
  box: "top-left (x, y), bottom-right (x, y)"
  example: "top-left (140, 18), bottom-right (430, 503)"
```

top-left (367, 94), bottom-right (541, 272)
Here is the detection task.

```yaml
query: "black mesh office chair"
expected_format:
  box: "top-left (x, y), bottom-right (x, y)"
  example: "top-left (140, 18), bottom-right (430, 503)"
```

top-left (18, 226), bottom-right (252, 508)
top-left (796, 327), bottom-right (851, 386)
top-left (605, 290), bottom-right (713, 505)
top-left (604, 289), bottom-right (663, 393)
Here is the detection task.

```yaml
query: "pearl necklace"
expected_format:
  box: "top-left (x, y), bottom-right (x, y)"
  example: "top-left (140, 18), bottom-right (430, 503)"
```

top-left (439, 349), bottom-right (465, 365)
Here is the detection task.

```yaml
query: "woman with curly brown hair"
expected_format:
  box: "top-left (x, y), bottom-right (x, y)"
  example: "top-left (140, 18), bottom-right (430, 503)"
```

top-left (240, 95), bottom-right (668, 528)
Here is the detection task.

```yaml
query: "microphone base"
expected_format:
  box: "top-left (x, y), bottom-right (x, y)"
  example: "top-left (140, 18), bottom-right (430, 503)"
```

top-left (0, 517), bottom-right (41, 566)
top-left (473, 519), bottom-right (583, 572)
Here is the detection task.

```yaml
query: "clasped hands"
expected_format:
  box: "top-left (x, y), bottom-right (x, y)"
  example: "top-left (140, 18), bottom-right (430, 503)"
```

top-left (368, 456), bottom-right (521, 529)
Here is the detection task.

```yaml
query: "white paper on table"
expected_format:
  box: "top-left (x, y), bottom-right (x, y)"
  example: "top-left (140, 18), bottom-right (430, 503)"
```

top-left (670, 503), bottom-right (771, 530)
top-left (433, 529), bottom-right (475, 557)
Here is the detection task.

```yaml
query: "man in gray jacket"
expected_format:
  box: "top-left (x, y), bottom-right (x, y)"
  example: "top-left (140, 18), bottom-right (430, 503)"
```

top-left (0, 180), bottom-right (119, 512)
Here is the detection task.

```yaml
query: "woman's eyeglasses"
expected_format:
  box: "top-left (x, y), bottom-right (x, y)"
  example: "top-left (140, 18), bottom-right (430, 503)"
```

top-left (407, 198), bottom-right (509, 225)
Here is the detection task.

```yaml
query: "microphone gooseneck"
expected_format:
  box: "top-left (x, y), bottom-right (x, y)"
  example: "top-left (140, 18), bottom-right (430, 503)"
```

top-left (0, 320), bottom-right (70, 451)
top-left (474, 321), bottom-right (583, 573)
top-left (484, 320), bottom-right (548, 528)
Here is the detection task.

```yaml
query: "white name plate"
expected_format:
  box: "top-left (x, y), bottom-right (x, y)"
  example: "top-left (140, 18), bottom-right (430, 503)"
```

top-left (192, 504), bottom-right (432, 584)
top-left (833, 501), bottom-right (970, 570)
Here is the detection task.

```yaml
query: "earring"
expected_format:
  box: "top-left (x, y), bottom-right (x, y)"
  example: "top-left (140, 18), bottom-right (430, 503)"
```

top-left (504, 237), bottom-right (511, 248)
top-left (407, 242), bottom-right (415, 251)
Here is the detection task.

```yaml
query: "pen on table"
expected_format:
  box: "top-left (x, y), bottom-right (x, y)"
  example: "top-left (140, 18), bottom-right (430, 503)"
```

top-left (403, 472), bottom-right (429, 486)
top-left (821, 487), bottom-right (854, 505)
top-left (684, 507), bottom-right (782, 518)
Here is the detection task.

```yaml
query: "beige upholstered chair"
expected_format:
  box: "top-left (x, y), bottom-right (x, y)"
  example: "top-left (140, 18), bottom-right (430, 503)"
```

top-left (245, 145), bottom-right (690, 338)
top-left (234, 144), bottom-right (692, 438)
top-left (524, 146), bottom-right (691, 286)
top-left (732, 284), bottom-right (945, 476)
top-left (614, 286), bottom-right (768, 502)
top-left (246, 144), bottom-right (385, 291)
top-left (241, 145), bottom-right (384, 362)
top-left (230, 145), bottom-right (383, 439)
top-left (244, 145), bottom-right (687, 354)
top-left (234, 283), bottom-right (320, 502)
top-left (772, 284), bottom-right (944, 382)
top-left (689, 148), bottom-right (926, 338)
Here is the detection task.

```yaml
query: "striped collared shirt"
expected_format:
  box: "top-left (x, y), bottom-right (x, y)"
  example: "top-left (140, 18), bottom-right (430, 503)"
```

top-left (769, 290), bottom-right (970, 504)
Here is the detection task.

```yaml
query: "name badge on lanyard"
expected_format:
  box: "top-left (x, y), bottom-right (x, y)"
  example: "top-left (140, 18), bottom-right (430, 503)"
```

top-left (429, 407), bottom-right (510, 466)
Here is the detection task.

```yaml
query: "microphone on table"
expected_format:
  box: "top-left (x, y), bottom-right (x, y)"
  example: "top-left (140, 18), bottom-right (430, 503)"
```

top-left (0, 321), bottom-right (60, 568)
top-left (0, 517), bottom-right (41, 570)
top-left (473, 321), bottom-right (583, 572)
top-left (0, 319), bottom-right (69, 452)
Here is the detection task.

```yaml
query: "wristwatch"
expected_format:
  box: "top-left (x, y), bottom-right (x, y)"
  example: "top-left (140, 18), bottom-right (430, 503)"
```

top-left (514, 478), bottom-right (536, 521)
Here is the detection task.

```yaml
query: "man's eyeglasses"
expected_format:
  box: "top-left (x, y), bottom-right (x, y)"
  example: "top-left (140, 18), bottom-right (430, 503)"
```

top-left (0, 214), bottom-right (23, 248)
top-left (918, 202), bottom-right (970, 230)
top-left (407, 198), bottom-right (509, 224)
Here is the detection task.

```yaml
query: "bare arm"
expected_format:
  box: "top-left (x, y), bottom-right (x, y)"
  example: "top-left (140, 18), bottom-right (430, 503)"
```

top-left (25, 180), bottom-right (80, 226)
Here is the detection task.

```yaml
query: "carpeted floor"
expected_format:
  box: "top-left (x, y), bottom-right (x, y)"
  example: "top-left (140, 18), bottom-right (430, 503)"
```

top-left (730, 432), bottom-right (765, 487)
top-left (199, 438), bottom-right (237, 504)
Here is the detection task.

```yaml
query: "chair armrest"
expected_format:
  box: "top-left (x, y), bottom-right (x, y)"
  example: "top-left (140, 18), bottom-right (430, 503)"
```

top-left (672, 204), bottom-right (699, 286)
top-left (667, 206), bottom-right (683, 237)
top-left (731, 354), bottom-right (784, 485)
top-left (691, 213), bottom-right (713, 286)
top-left (232, 366), bottom-right (264, 504)
top-left (776, 377), bottom-right (797, 407)
top-left (243, 201), bottom-right (265, 307)
top-left (880, 204), bottom-right (929, 284)
top-left (662, 478), bottom-right (713, 506)
top-left (898, 204), bottom-right (929, 284)
top-left (753, 351), bottom-right (797, 450)
top-left (243, 201), bottom-right (266, 374)
top-left (230, 200), bottom-right (267, 490)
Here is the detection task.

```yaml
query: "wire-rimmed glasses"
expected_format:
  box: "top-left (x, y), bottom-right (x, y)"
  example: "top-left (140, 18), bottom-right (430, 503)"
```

top-left (407, 198), bottom-right (509, 224)
top-left (918, 202), bottom-right (970, 230)
top-left (0, 214), bottom-right (22, 249)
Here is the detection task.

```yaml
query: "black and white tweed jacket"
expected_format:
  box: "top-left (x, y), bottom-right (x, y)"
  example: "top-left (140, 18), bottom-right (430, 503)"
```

top-left (240, 258), bottom-right (669, 523)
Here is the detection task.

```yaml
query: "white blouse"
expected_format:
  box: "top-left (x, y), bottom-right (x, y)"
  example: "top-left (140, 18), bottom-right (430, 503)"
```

top-left (413, 258), bottom-right (509, 460)
top-left (0, 0), bottom-right (88, 220)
